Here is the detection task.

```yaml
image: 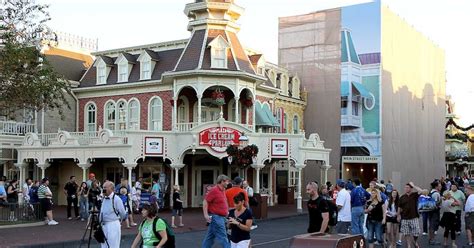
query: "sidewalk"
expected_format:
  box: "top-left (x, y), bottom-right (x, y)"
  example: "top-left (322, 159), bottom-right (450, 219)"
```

top-left (0, 203), bottom-right (306, 248)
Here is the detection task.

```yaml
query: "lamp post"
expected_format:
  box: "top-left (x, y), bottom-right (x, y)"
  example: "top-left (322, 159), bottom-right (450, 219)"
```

top-left (239, 132), bottom-right (249, 148)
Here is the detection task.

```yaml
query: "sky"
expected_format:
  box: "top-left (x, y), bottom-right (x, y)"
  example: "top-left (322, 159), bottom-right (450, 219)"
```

top-left (43, 0), bottom-right (474, 125)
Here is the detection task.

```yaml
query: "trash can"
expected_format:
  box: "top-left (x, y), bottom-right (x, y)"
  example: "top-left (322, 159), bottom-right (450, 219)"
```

top-left (251, 193), bottom-right (268, 219)
top-left (290, 233), bottom-right (365, 248)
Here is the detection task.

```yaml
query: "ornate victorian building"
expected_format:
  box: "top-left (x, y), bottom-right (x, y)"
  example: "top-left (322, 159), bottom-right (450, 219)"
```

top-left (15, 0), bottom-right (330, 210)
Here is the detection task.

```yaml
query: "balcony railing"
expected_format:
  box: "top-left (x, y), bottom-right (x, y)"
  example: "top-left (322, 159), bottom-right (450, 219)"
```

top-left (0, 121), bottom-right (35, 135)
top-left (176, 122), bottom-right (198, 132)
top-left (341, 115), bottom-right (361, 127)
top-left (39, 130), bottom-right (128, 146)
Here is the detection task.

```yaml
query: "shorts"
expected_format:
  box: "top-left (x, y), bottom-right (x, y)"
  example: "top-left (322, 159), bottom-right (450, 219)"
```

top-left (428, 210), bottom-right (440, 231)
top-left (40, 198), bottom-right (53, 212)
top-left (400, 218), bottom-right (421, 236)
top-left (172, 208), bottom-right (183, 216)
top-left (386, 216), bottom-right (398, 223)
top-left (465, 212), bottom-right (474, 230)
top-left (231, 239), bottom-right (250, 248)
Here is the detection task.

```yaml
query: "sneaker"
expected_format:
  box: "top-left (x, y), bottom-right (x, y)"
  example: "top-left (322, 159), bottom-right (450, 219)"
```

top-left (178, 224), bottom-right (184, 227)
top-left (67, 217), bottom-right (72, 220)
top-left (81, 218), bottom-right (85, 221)
top-left (457, 231), bottom-right (462, 236)
top-left (171, 225), bottom-right (177, 228)
top-left (131, 223), bottom-right (137, 227)
top-left (423, 232), bottom-right (428, 236)
top-left (251, 225), bottom-right (258, 230)
top-left (396, 240), bottom-right (402, 246)
top-left (76, 216), bottom-right (81, 220)
top-left (434, 231), bottom-right (438, 235)
top-left (48, 220), bottom-right (59, 225)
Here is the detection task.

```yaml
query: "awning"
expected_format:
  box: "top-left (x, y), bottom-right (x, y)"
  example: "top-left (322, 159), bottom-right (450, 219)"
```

top-left (341, 81), bottom-right (350, 97)
top-left (255, 102), bottom-right (273, 126)
top-left (352, 82), bottom-right (371, 98)
top-left (262, 103), bottom-right (280, 127)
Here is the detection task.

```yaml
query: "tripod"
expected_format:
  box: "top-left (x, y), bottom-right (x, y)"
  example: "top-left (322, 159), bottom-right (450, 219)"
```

top-left (78, 210), bottom-right (109, 248)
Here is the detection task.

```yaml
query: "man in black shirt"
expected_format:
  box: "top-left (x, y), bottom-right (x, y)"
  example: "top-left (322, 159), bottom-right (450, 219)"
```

top-left (306, 181), bottom-right (329, 233)
top-left (64, 176), bottom-right (79, 220)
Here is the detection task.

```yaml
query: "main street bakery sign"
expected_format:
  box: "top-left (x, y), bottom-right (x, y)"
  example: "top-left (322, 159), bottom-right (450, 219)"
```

top-left (199, 127), bottom-right (241, 153)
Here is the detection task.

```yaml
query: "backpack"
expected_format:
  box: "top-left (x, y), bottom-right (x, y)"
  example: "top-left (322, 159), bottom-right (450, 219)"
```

top-left (29, 186), bottom-right (39, 203)
top-left (418, 192), bottom-right (437, 212)
top-left (140, 218), bottom-right (175, 248)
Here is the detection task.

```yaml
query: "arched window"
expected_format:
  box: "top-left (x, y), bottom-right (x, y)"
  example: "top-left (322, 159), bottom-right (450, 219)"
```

top-left (128, 99), bottom-right (140, 130)
top-left (293, 115), bottom-right (299, 134)
top-left (85, 103), bottom-right (96, 132)
top-left (105, 101), bottom-right (116, 130)
top-left (149, 97), bottom-right (163, 131)
top-left (117, 100), bottom-right (127, 130)
top-left (283, 113), bottom-right (288, 133)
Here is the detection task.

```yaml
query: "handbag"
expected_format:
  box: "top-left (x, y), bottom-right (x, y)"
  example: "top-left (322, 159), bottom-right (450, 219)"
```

top-left (93, 223), bottom-right (106, 243)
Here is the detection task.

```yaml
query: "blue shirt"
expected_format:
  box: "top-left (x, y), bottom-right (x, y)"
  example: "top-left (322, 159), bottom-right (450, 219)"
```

top-left (351, 186), bottom-right (371, 207)
top-left (152, 183), bottom-right (161, 198)
top-left (100, 193), bottom-right (127, 222)
top-left (115, 184), bottom-right (131, 194)
top-left (0, 184), bottom-right (6, 198)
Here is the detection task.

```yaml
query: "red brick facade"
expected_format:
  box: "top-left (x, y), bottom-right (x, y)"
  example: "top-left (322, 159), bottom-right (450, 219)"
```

top-left (78, 91), bottom-right (173, 132)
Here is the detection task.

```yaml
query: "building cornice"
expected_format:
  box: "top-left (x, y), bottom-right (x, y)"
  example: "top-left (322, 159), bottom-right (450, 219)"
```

top-left (92, 39), bottom-right (188, 57)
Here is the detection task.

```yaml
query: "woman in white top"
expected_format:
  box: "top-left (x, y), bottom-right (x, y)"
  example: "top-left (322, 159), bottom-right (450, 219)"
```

top-left (440, 191), bottom-right (459, 247)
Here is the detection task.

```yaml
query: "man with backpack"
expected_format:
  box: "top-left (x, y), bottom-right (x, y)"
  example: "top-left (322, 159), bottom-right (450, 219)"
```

top-left (428, 181), bottom-right (442, 245)
top-left (99, 181), bottom-right (127, 248)
top-left (335, 179), bottom-right (351, 234)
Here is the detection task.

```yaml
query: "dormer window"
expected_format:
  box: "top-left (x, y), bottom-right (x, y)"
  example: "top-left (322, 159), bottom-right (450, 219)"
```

top-left (137, 49), bottom-right (158, 80)
top-left (97, 65), bottom-right (106, 84)
top-left (115, 53), bottom-right (136, 83)
top-left (118, 61), bottom-right (128, 82)
top-left (208, 35), bottom-right (230, 69)
top-left (94, 56), bottom-right (112, 85)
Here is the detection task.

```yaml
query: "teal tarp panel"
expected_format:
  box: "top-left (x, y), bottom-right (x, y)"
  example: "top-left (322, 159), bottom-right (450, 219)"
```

top-left (352, 81), bottom-right (371, 98)
top-left (255, 102), bottom-right (273, 126)
top-left (262, 103), bottom-right (280, 127)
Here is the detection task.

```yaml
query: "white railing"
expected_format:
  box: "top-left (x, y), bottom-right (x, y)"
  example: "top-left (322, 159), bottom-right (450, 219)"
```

top-left (70, 131), bottom-right (99, 145)
top-left (40, 133), bottom-right (58, 146)
top-left (176, 122), bottom-right (198, 132)
top-left (39, 130), bottom-right (128, 146)
top-left (0, 121), bottom-right (35, 135)
top-left (341, 115), bottom-right (361, 127)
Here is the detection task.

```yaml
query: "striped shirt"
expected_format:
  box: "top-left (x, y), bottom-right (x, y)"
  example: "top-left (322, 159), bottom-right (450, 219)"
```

top-left (38, 184), bottom-right (52, 199)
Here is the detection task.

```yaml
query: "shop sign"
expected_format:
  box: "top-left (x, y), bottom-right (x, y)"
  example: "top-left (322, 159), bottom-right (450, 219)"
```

top-left (144, 137), bottom-right (163, 155)
top-left (342, 156), bottom-right (379, 163)
top-left (199, 127), bottom-right (241, 153)
top-left (271, 139), bottom-right (288, 157)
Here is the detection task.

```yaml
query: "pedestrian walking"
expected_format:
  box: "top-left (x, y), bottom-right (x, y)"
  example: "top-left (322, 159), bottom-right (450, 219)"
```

top-left (440, 191), bottom-right (459, 247)
top-left (321, 184), bottom-right (337, 233)
top-left (6, 179), bottom-right (19, 221)
top-left (464, 180), bottom-right (474, 247)
top-left (449, 183), bottom-right (465, 235)
top-left (38, 178), bottom-right (58, 225)
top-left (350, 178), bottom-right (371, 235)
top-left (335, 179), bottom-right (351, 234)
top-left (243, 180), bottom-right (258, 230)
top-left (228, 192), bottom-right (253, 248)
top-left (306, 181), bottom-right (329, 233)
top-left (88, 180), bottom-right (101, 211)
top-left (365, 189), bottom-right (386, 248)
top-left (131, 202), bottom-right (173, 248)
top-left (202, 174), bottom-right (231, 248)
top-left (151, 179), bottom-right (161, 209)
top-left (171, 185), bottom-right (184, 228)
top-left (78, 182), bottom-right (89, 221)
top-left (226, 177), bottom-right (249, 210)
top-left (386, 189), bottom-right (400, 248)
top-left (99, 181), bottom-right (127, 248)
top-left (118, 186), bottom-right (136, 228)
top-left (428, 181), bottom-right (442, 245)
top-left (398, 182), bottom-right (422, 248)
top-left (419, 189), bottom-right (430, 236)
top-left (64, 176), bottom-right (80, 220)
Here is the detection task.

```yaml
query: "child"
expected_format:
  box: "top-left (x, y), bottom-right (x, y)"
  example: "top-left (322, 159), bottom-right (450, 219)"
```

top-left (171, 185), bottom-right (184, 228)
top-left (118, 186), bottom-right (137, 228)
top-left (131, 185), bottom-right (140, 214)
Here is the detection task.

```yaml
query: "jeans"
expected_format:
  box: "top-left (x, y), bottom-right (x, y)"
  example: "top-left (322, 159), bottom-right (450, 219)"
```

top-left (202, 214), bottom-right (230, 248)
top-left (351, 206), bottom-right (365, 235)
top-left (66, 196), bottom-right (79, 218)
top-left (79, 196), bottom-right (89, 219)
top-left (422, 212), bottom-right (429, 233)
top-left (455, 210), bottom-right (462, 232)
top-left (366, 219), bottom-right (383, 244)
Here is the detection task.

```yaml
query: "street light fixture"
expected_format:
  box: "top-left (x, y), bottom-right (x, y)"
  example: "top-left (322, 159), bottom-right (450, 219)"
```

top-left (239, 132), bottom-right (249, 148)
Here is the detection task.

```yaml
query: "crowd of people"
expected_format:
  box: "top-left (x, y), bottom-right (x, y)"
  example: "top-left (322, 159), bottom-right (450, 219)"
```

top-left (305, 176), bottom-right (474, 248)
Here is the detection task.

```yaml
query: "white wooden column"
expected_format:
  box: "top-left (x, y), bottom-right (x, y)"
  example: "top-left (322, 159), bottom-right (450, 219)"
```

top-left (295, 164), bottom-right (306, 213)
top-left (172, 96), bottom-right (178, 131)
top-left (78, 163), bottom-right (92, 182)
top-left (234, 97), bottom-right (239, 123)
top-left (252, 97), bottom-right (256, 132)
top-left (14, 162), bottom-right (26, 204)
top-left (123, 163), bottom-right (137, 189)
top-left (320, 164), bottom-right (332, 185)
top-left (171, 164), bottom-right (185, 186)
top-left (251, 164), bottom-right (265, 193)
top-left (38, 160), bottom-right (51, 180)
top-left (197, 94), bottom-right (202, 125)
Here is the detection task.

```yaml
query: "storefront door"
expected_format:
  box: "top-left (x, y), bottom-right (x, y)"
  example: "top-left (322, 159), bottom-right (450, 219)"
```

top-left (193, 167), bottom-right (218, 207)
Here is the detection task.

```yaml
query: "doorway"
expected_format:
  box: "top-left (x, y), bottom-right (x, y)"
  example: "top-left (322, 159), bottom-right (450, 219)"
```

top-left (343, 163), bottom-right (378, 188)
top-left (192, 166), bottom-right (219, 207)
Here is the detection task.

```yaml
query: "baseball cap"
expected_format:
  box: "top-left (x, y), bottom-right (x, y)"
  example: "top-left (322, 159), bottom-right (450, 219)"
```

top-left (233, 176), bottom-right (243, 185)
top-left (336, 179), bottom-right (345, 188)
top-left (89, 173), bottom-right (95, 179)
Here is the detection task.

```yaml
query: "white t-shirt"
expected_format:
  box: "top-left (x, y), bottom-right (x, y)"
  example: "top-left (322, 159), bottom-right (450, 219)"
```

top-left (336, 188), bottom-right (351, 222)
top-left (465, 194), bottom-right (474, 213)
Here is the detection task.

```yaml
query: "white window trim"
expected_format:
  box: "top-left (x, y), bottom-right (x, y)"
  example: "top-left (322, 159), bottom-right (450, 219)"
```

top-left (116, 99), bottom-right (128, 130)
top-left (293, 114), bottom-right (299, 134)
top-left (94, 58), bottom-right (110, 85)
top-left (148, 96), bottom-right (163, 131)
top-left (84, 102), bottom-right (97, 132)
top-left (117, 61), bottom-right (129, 83)
top-left (140, 60), bottom-right (152, 80)
top-left (178, 96), bottom-right (189, 123)
top-left (208, 35), bottom-right (230, 69)
top-left (128, 98), bottom-right (141, 130)
top-left (364, 92), bottom-right (376, 110)
top-left (104, 100), bottom-right (116, 131)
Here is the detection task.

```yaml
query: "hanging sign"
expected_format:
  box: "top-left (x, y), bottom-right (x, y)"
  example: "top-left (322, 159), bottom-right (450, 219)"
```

top-left (199, 127), bottom-right (241, 153)
top-left (144, 137), bottom-right (164, 155)
top-left (271, 139), bottom-right (288, 157)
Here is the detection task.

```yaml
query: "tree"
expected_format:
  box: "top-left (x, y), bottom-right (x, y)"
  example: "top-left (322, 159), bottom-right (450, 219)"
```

top-left (0, 0), bottom-right (70, 119)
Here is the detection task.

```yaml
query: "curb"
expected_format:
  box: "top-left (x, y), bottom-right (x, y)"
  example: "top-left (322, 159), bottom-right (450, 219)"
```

top-left (0, 221), bottom-right (45, 230)
top-left (14, 213), bottom-right (308, 248)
